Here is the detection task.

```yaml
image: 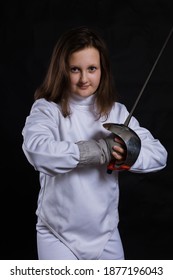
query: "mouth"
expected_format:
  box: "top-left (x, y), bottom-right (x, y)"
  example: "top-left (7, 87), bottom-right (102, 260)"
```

top-left (78, 85), bottom-right (90, 90)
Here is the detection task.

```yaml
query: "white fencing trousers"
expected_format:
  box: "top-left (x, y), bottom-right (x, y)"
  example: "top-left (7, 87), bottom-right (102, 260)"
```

top-left (36, 222), bottom-right (125, 260)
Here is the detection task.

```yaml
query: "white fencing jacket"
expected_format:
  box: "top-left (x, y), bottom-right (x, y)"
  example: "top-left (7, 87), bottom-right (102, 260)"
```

top-left (22, 94), bottom-right (167, 259)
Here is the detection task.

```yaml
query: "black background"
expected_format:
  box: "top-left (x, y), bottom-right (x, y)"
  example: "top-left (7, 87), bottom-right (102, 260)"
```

top-left (1, 0), bottom-right (173, 260)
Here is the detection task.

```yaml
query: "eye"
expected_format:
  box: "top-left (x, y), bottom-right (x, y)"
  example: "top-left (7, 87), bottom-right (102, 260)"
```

top-left (88, 66), bottom-right (97, 72)
top-left (70, 67), bottom-right (80, 73)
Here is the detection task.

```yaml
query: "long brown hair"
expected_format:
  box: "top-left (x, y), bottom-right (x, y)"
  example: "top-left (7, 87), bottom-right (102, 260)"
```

top-left (34, 26), bottom-right (117, 118)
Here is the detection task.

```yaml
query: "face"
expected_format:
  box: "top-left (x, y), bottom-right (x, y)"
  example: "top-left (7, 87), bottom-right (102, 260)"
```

top-left (68, 47), bottom-right (101, 97)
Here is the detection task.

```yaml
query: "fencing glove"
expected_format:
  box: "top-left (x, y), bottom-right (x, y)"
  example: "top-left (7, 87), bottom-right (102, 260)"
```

top-left (76, 134), bottom-right (118, 167)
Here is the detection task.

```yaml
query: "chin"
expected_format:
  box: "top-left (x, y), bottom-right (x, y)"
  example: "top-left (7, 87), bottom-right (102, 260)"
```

top-left (76, 92), bottom-right (94, 97)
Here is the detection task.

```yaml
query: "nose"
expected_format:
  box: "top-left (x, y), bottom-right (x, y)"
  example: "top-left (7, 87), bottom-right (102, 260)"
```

top-left (80, 71), bottom-right (88, 83)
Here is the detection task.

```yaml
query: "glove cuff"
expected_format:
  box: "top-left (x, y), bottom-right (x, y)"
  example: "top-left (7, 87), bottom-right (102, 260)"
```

top-left (76, 139), bottom-right (111, 167)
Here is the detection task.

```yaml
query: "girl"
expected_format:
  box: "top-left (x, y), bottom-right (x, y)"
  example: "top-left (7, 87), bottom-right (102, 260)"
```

top-left (22, 26), bottom-right (167, 260)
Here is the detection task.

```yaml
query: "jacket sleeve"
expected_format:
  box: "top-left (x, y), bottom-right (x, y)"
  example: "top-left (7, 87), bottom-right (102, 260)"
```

top-left (128, 115), bottom-right (168, 173)
top-left (22, 99), bottom-right (80, 176)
